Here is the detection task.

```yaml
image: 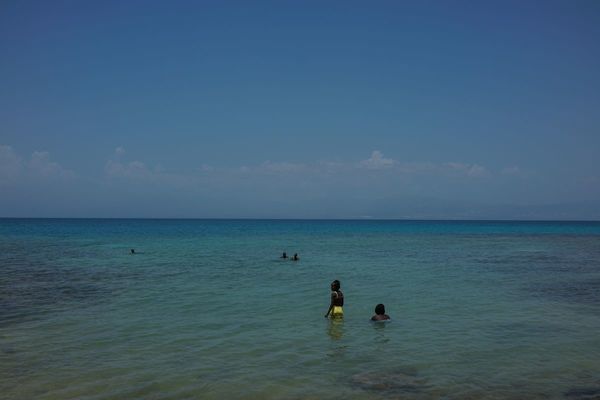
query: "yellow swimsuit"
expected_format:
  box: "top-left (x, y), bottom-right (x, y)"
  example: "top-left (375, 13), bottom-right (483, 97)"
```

top-left (331, 305), bottom-right (344, 317)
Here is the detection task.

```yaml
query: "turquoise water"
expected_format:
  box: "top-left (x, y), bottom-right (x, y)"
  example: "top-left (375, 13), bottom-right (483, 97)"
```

top-left (1, 219), bottom-right (600, 400)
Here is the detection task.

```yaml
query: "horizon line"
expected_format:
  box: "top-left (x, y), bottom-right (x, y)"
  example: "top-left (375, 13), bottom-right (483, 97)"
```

top-left (1, 217), bottom-right (599, 223)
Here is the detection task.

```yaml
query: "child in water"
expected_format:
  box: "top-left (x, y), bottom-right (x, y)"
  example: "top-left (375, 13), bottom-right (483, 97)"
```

top-left (371, 303), bottom-right (390, 321)
top-left (324, 280), bottom-right (344, 318)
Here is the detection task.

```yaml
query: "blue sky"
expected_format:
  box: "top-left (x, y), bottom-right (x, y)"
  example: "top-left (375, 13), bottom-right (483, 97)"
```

top-left (1, 1), bottom-right (599, 219)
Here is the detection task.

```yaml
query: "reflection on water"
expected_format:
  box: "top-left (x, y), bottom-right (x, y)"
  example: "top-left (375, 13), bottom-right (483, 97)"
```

top-left (372, 320), bottom-right (391, 347)
top-left (327, 318), bottom-right (344, 341)
top-left (326, 318), bottom-right (348, 360)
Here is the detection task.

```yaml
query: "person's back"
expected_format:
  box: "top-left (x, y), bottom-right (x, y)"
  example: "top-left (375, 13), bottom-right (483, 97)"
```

top-left (371, 303), bottom-right (390, 321)
top-left (325, 280), bottom-right (344, 318)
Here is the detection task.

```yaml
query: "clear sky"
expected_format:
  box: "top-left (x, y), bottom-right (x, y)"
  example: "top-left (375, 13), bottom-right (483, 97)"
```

top-left (1, 1), bottom-right (599, 219)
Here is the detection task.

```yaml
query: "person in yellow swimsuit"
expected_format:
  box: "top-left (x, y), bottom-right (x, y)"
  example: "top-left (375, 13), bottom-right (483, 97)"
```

top-left (324, 280), bottom-right (344, 318)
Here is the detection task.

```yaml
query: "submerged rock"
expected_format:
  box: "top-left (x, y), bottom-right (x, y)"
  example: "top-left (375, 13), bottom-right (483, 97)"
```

top-left (564, 387), bottom-right (600, 400)
top-left (350, 369), bottom-right (429, 395)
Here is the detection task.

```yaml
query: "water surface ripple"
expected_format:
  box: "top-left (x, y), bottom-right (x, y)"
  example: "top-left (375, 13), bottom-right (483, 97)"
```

top-left (1, 219), bottom-right (600, 399)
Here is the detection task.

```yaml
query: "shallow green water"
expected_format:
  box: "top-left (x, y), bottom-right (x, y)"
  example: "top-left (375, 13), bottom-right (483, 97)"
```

top-left (1, 219), bottom-right (600, 399)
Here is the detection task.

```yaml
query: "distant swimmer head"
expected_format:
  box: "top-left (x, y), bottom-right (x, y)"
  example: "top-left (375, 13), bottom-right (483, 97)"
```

top-left (375, 303), bottom-right (386, 315)
top-left (130, 249), bottom-right (135, 254)
top-left (331, 279), bottom-right (341, 291)
top-left (281, 252), bottom-right (288, 258)
top-left (292, 253), bottom-right (299, 261)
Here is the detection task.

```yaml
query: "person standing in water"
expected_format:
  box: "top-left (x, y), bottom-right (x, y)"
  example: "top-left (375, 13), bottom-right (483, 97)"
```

top-left (324, 280), bottom-right (344, 318)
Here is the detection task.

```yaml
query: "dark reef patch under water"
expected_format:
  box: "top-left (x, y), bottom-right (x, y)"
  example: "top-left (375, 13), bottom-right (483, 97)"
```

top-left (530, 278), bottom-right (600, 305)
top-left (349, 368), bottom-right (429, 396)
top-left (565, 386), bottom-right (600, 400)
top-left (0, 241), bottom-right (129, 327)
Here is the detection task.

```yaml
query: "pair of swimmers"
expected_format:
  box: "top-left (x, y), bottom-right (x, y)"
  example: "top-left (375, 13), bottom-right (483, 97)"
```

top-left (281, 252), bottom-right (299, 261)
top-left (324, 280), bottom-right (391, 321)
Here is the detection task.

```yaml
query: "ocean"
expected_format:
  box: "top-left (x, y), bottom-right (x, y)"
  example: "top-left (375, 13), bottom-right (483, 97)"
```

top-left (1, 219), bottom-right (600, 399)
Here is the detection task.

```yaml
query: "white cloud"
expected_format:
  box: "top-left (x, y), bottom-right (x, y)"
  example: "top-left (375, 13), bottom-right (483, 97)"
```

top-left (115, 146), bottom-right (126, 156)
top-left (0, 145), bottom-right (75, 183)
top-left (444, 162), bottom-right (489, 178)
top-left (501, 165), bottom-right (536, 179)
top-left (0, 145), bottom-right (23, 183)
top-left (258, 161), bottom-right (306, 174)
top-left (314, 160), bottom-right (348, 175)
top-left (105, 159), bottom-right (152, 179)
top-left (102, 149), bottom-right (495, 194)
top-left (502, 166), bottom-right (521, 175)
top-left (105, 158), bottom-right (195, 188)
top-left (360, 150), bottom-right (396, 170)
top-left (467, 164), bottom-right (488, 177)
top-left (29, 151), bottom-right (75, 179)
top-left (236, 161), bottom-right (307, 175)
top-left (397, 162), bottom-right (437, 174)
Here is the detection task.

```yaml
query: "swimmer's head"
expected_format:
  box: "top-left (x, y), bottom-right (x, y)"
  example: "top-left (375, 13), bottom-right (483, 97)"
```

top-left (331, 280), bottom-right (341, 291)
top-left (375, 304), bottom-right (385, 315)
